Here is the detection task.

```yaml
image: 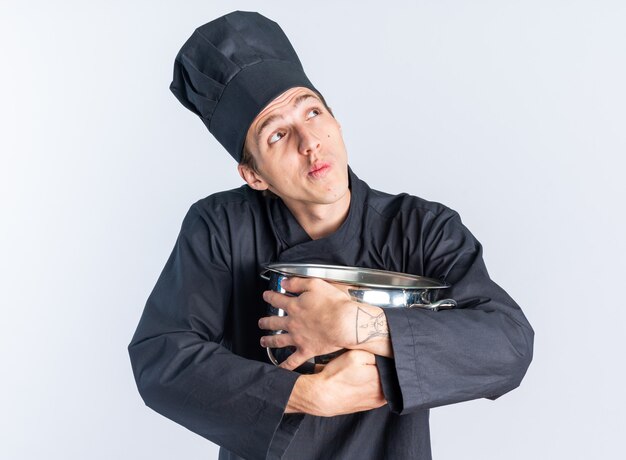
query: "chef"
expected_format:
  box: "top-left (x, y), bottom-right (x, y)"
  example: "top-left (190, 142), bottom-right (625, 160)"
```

top-left (128, 11), bottom-right (534, 460)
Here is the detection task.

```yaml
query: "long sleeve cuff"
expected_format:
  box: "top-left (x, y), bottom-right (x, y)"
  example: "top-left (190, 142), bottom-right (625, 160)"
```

top-left (264, 369), bottom-right (306, 459)
top-left (382, 307), bottom-right (426, 413)
top-left (375, 354), bottom-right (403, 413)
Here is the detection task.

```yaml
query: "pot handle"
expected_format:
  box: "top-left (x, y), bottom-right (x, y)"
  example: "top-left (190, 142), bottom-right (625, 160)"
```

top-left (266, 347), bottom-right (280, 366)
top-left (409, 298), bottom-right (457, 311)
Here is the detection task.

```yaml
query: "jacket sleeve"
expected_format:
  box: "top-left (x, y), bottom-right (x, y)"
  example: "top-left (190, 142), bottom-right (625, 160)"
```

top-left (128, 204), bottom-right (301, 460)
top-left (381, 208), bottom-right (534, 414)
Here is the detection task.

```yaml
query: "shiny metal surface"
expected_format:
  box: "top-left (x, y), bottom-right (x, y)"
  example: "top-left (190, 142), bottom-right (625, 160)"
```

top-left (262, 263), bottom-right (449, 289)
top-left (348, 288), bottom-right (457, 310)
top-left (262, 265), bottom-right (457, 367)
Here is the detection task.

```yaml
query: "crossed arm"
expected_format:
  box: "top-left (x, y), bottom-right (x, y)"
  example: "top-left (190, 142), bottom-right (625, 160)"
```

top-left (258, 277), bottom-right (392, 416)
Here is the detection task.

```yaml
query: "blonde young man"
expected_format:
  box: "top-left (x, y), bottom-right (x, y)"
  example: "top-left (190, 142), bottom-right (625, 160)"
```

top-left (129, 11), bottom-right (534, 460)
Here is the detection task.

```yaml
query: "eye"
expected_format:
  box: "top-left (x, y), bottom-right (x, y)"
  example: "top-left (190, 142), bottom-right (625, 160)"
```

top-left (306, 108), bottom-right (321, 119)
top-left (269, 131), bottom-right (285, 144)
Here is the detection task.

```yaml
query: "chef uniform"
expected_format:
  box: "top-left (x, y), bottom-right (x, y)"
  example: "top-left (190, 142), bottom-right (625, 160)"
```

top-left (128, 11), bottom-right (534, 460)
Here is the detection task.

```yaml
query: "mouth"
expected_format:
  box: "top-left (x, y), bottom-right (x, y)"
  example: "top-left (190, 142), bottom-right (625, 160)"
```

top-left (308, 162), bottom-right (331, 178)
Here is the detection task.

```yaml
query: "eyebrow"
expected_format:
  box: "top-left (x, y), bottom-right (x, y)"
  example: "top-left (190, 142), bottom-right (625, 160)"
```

top-left (255, 94), bottom-right (320, 139)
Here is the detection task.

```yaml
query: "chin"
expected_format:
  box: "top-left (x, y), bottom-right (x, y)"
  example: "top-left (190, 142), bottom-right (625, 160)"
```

top-left (322, 183), bottom-right (350, 204)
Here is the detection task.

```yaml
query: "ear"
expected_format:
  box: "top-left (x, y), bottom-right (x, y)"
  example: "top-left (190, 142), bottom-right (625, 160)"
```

top-left (237, 164), bottom-right (269, 191)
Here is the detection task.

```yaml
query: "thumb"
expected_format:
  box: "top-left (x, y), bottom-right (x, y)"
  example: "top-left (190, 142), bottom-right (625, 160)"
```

top-left (349, 349), bottom-right (377, 365)
top-left (281, 276), bottom-right (315, 294)
top-left (279, 351), bottom-right (310, 371)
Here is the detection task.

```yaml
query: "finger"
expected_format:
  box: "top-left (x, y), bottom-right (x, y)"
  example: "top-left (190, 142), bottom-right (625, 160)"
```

top-left (260, 333), bottom-right (294, 349)
top-left (330, 282), bottom-right (352, 296)
top-left (344, 349), bottom-right (376, 365)
top-left (357, 350), bottom-right (377, 365)
top-left (278, 351), bottom-right (310, 371)
top-left (280, 276), bottom-right (322, 294)
top-left (262, 290), bottom-right (292, 311)
top-left (258, 315), bottom-right (288, 331)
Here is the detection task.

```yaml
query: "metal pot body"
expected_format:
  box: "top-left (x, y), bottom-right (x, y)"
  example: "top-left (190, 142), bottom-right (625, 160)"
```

top-left (263, 266), bottom-right (456, 366)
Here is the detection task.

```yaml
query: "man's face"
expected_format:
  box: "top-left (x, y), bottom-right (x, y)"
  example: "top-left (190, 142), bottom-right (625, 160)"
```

top-left (239, 87), bottom-right (349, 211)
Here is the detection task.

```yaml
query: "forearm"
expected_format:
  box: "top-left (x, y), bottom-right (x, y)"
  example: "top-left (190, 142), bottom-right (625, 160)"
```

top-left (285, 350), bottom-right (387, 417)
top-left (285, 375), bottom-right (322, 415)
top-left (383, 304), bottom-right (533, 413)
top-left (345, 303), bottom-right (394, 358)
top-left (129, 331), bottom-right (301, 458)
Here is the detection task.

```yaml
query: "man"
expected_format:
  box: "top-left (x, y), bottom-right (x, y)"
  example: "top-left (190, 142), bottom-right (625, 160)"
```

top-left (128, 11), bottom-right (534, 460)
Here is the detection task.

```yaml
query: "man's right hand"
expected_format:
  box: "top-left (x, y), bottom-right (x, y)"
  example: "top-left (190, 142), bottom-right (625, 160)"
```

top-left (285, 349), bottom-right (387, 417)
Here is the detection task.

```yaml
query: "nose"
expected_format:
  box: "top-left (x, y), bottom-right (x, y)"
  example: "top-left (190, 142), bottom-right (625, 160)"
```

top-left (296, 126), bottom-right (321, 156)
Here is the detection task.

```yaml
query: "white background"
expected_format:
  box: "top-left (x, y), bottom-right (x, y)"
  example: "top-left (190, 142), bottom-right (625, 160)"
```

top-left (2, 1), bottom-right (625, 459)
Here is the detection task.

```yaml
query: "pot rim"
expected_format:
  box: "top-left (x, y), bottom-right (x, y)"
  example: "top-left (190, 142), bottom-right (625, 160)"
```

top-left (262, 263), bottom-right (450, 290)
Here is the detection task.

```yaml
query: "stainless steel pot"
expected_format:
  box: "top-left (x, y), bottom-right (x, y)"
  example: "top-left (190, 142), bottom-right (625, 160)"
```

top-left (260, 263), bottom-right (456, 366)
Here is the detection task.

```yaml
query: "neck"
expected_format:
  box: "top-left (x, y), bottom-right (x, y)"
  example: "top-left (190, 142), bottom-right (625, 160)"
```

top-left (283, 189), bottom-right (352, 240)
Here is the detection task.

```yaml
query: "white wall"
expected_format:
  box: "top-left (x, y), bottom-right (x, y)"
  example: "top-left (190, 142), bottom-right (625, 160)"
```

top-left (2, 1), bottom-right (624, 459)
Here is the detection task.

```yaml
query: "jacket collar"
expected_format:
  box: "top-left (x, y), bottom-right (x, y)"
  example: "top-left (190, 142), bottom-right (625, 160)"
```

top-left (267, 166), bottom-right (367, 262)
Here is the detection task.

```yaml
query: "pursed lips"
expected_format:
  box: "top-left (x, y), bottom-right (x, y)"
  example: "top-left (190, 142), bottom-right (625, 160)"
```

top-left (308, 162), bottom-right (331, 178)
